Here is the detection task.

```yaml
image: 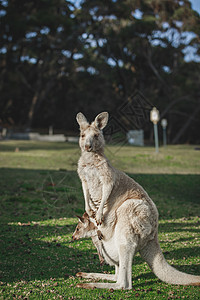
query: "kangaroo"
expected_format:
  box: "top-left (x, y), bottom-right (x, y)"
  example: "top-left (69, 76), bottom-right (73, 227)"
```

top-left (73, 211), bottom-right (200, 289)
top-left (75, 112), bottom-right (200, 289)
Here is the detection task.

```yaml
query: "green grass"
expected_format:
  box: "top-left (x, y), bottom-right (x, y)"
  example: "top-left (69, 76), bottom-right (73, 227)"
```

top-left (0, 141), bottom-right (200, 299)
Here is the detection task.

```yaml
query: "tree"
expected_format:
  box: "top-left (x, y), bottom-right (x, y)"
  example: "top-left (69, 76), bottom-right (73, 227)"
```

top-left (0, 0), bottom-right (200, 143)
top-left (75, 0), bottom-right (200, 143)
top-left (0, 0), bottom-right (76, 127)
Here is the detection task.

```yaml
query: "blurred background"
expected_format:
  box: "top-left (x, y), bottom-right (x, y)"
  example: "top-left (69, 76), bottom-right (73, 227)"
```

top-left (0, 0), bottom-right (200, 144)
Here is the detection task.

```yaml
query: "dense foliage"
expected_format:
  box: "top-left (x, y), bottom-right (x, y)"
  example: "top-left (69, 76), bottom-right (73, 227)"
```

top-left (0, 0), bottom-right (200, 143)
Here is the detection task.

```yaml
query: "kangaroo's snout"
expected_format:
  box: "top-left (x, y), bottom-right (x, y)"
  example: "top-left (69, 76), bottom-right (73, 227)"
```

top-left (85, 144), bottom-right (92, 152)
top-left (72, 234), bottom-right (77, 240)
top-left (84, 135), bottom-right (95, 152)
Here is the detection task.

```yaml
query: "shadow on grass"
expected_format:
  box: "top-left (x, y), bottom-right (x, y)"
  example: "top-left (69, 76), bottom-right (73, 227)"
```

top-left (0, 222), bottom-right (113, 284)
top-left (132, 174), bottom-right (200, 205)
top-left (0, 168), bottom-right (200, 223)
top-left (159, 221), bottom-right (200, 234)
top-left (0, 168), bottom-right (83, 223)
top-left (163, 246), bottom-right (200, 262)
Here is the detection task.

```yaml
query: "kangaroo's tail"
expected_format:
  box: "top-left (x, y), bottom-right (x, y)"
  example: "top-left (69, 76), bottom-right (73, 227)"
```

top-left (140, 236), bottom-right (200, 286)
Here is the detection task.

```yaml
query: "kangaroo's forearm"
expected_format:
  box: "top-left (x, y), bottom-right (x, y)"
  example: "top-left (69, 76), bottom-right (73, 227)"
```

top-left (98, 183), bottom-right (113, 213)
top-left (82, 180), bottom-right (91, 212)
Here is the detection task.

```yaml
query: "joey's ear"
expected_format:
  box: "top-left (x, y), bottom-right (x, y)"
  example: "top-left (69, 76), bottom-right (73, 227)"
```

top-left (94, 112), bottom-right (109, 130)
top-left (76, 215), bottom-right (85, 223)
top-left (76, 112), bottom-right (88, 127)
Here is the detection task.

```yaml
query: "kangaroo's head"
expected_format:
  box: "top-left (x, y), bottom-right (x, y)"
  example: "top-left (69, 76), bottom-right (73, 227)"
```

top-left (72, 212), bottom-right (96, 240)
top-left (76, 112), bottom-right (109, 153)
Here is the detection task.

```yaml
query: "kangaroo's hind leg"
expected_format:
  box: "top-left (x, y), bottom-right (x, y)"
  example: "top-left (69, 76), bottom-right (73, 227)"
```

top-left (76, 246), bottom-right (136, 290)
top-left (116, 241), bottom-right (137, 290)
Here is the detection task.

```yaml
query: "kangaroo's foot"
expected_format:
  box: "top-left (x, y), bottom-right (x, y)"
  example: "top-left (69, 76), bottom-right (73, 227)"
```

top-left (76, 272), bottom-right (116, 281)
top-left (76, 282), bottom-right (131, 290)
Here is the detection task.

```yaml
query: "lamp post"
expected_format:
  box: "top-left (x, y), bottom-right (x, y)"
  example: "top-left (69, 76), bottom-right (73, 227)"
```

top-left (49, 125), bottom-right (53, 135)
top-left (150, 107), bottom-right (160, 153)
top-left (161, 119), bottom-right (167, 147)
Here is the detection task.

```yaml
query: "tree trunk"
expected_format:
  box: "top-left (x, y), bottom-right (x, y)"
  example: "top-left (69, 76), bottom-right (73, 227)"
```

top-left (172, 103), bottom-right (200, 144)
top-left (26, 75), bottom-right (57, 128)
top-left (27, 93), bottom-right (39, 128)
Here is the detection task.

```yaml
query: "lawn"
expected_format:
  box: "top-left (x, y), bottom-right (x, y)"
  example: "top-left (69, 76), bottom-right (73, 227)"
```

top-left (0, 140), bottom-right (200, 299)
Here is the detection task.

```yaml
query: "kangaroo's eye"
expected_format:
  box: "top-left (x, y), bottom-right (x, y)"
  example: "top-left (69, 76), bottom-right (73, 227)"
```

top-left (94, 134), bottom-right (99, 139)
top-left (81, 134), bottom-right (85, 138)
top-left (77, 228), bottom-right (79, 231)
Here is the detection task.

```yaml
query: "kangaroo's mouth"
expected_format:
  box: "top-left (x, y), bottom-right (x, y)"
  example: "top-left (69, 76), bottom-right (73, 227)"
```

top-left (85, 145), bottom-right (93, 152)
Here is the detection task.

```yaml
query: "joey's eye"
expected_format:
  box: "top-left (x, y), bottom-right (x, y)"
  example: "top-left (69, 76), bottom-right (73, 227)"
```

top-left (94, 134), bottom-right (99, 139)
top-left (81, 134), bottom-right (85, 138)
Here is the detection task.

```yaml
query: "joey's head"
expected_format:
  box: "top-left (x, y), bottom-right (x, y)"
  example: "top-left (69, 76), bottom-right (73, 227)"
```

top-left (72, 212), bottom-right (96, 241)
top-left (76, 112), bottom-right (109, 153)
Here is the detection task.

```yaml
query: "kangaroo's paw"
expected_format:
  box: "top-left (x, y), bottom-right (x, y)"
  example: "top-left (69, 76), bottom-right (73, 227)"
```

top-left (87, 209), bottom-right (96, 218)
top-left (97, 230), bottom-right (104, 240)
top-left (95, 213), bottom-right (104, 225)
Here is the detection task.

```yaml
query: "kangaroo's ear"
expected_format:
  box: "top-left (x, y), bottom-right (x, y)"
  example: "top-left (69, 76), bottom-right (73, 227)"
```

top-left (94, 112), bottom-right (109, 130)
top-left (76, 215), bottom-right (85, 223)
top-left (76, 112), bottom-right (88, 127)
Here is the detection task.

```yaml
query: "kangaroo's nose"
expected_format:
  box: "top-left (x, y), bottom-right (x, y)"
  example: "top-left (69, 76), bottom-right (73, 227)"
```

top-left (85, 144), bottom-right (92, 151)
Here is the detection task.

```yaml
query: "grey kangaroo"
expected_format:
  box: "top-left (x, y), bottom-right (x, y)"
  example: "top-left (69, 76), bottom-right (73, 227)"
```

top-left (74, 112), bottom-right (200, 289)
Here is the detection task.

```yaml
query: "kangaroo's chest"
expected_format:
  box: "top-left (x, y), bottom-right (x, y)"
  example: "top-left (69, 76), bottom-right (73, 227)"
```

top-left (82, 164), bottom-right (103, 203)
top-left (84, 164), bottom-right (100, 179)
